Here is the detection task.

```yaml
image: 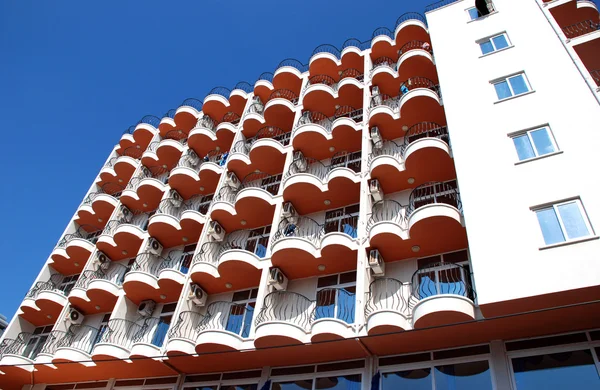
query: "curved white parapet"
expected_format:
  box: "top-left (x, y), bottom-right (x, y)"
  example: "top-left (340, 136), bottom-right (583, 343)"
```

top-left (408, 203), bottom-right (463, 232)
top-left (219, 249), bottom-right (262, 270)
top-left (134, 123), bottom-right (158, 136)
top-left (397, 49), bottom-right (434, 71)
top-left (230, 89), bottom-right (249, 101)
top-left (217, 122), bottom-right (238, 135)
top-left (120, 133), bottom-right (135, 144)
top-left (394, 19), bottom-right (428, 39)
top-left (366, 310), bottom-right (412, 334)
top-left (341, 45), bottom-right (362, 58)
top-left (130, 342), bottom-right (161, 358)
top-left (331, 117), bottom-right (362, 132)
top-left (169, 166), bottom-right (200, 183)
top-left (311, 318), bottom-right (354, 341)
top-left (254, 321), bottom-right (309, 347)
top-left (165, 337), bottom-right (196, 356)
top-left (371, 34), bottom-right (395, 48)
top-left (20, 297), bottom-right (38, 312)
top-left (293, 123), bottom-right (331, 142)
top-left (68, 287), bottom-right (90, 303)
top-left (371, 64), bottom-right (398, 80)
top-left (180, 210), bottom-right (207, 226)
top-left (241, 111), bottom-right (266, 127)
top-left (66, 238), bottom-right (96, 254)
top-left (398, 88), bottom-right (441, 112)
top-left (198, 162), bottom-right (224, 176)
top-left (271, 236), bottom-right (320, 259)
top-left (175, 105), bottom-right (201, 119)
top-left (211, 200), bottom-right (237, 215)
top-left (37, 289), bottom-right (68, 307)
top-left (189, 261), bottom-right (220, 279)
top-left (196, 329), bottom-right (244, 351)
top-left (337, 77), bottom-right (363, 91)
top-left (203, 93), bottom-right (230, 108)
top-left (87, 278), bottom-right (121, 297)
top-left (404, 137), bottom-right (451, 162)
top-left (252, 137), bottom-right (288, 154)
top-left (327, 167), bottom-right (361, 184)
top-left (369, 221), bottom-right (409, 242)
top-left (264, 97), bottom-right (296, 113)
top-left (124, 271), bottom-right (159, 290)
top-left (304, 83), bottom-right (337, 99)
top-left (274, 65), bottom-right (302, 80)
top-left (92, 342), bottom-right (131, 360)
top-left (577, 0), bottom-right (598, 11)
top-left (368, 104), bottom-right (400, 121)
top-left (53, 347), bottom-right (95, 367)
top-left (235, 187), bottom-right (278, 206)
top-left (159, 117), bottom-right (176, 129)
top-left (254, 79), bottom-right (274, 91)
top-left (227, 152), bottom-right (252, 166)
top-left (320, 232), bottom-right (359, 251)
top-left (34, 353), bottom-right (54, 365)
top-left (412, 295), bottom-right (475, 328)
top-left (51, 246), bottom-right (68, 261)
top-left (283, 173), bottom-right (327, 193)
top-left (0, 355), bottom-right (34, 372)
top-left (189, 127), bottom-right (218, 142)
top-left (81, 194), bottom-right (118, 212)
top-left (149, 213), bottom-right (181, 232)
top-left (309, 51), bottom-right (340, 67)
top-left (114, 223), bottom-right (146, 240)
top-left (138, 177), bottom-right (168, 193)
top-left (158, 268), bottom-right (186, 285)
top-left (369, 154), bottom-right (404, 174)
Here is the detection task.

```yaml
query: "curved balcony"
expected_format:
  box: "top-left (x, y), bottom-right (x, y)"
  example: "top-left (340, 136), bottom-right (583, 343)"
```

top-left (240, 100), bottom-right (267, 136)
top-left (50, 225), bottom-right (102, 275)
top-left (189, 231), bottom-right (265, 294)
top-left (173, 98), bottom-right (203, 132)
top-left (393, 12), bottom-right (430, 49)
top-left (253, 72), bottom-right (274, 104)
top-left (187, 115), bottom-right (234, 158)
top-left (165, 311), bottom-right (203, 356)
top-left (273, 58), bottom-right (306, 95)
top-left (367, 200), bottom-right (408, 262)
top-left (0, 332), bottom-right (36, 373)
top-left (203, 87), bottom-right (246, 126)
top-left (292, 108), bottom-right (363, 161)
top-left (210, 172), bottom-right (280, 230)
top-left (92, 318), bottom-right (143, 360)
top-left (123, 251), bottom-right (188, 304)
top-left (129, 317), bottom-right (172, 358)
top-left (68, 262), bottom-right (129, 313)
top-left (309, 43), bottom-right (364, 78)
top-left (141, 138), bottom-right (185, 174)
top-left (259, 89), bottom-right (298, 135)
top-left (301, 74), bottom-right (363, 117)
top-left (410, 263), bottom-right (476, 328)
top-left (369, 123), bottom-right (454, 193)
top-left (365, 278), bottom-right (411, 335)
top-left (53, 324), bottom-right (101, 367)
top-left (120, 166), bottom-right (168, 212)
top-left (20, 274), bottom-right (72, 325)
top-left (147, 197), bottom-right (207, 247)
top-left (270, 216), bottom-right (358, 279)
top-left (76, 183), bottom-right (123, 228)
top-left (96, 215), bottom-right (147, 261)
top-left (282, 154), bottom-right (361, 215)
top-left (119, 116), bottom-right (159, 157)
top-left (228, 127), bottom-right (290, 178)
top-left (370, 27), bottom-right (398, 61)
top-left (195, 301), bottom-right (254, 352)
top-left (397, 40), bottom-right (437, 81)
top-left (159, 109), bottom-right (176, 134)
top-left (169, 149), bottom-right (224, 199)
top-left (311, 287), bottom-right (356, 342)
top-left (34, 330), bottom-right (67, 363)
top-left (255, 291), bottom-right (313, 348)
top-left (98, 155), bottom-right (138, 190)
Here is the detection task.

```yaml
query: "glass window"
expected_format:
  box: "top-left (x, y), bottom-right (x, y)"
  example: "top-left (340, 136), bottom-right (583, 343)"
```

top-left (494, 74), bottom-right (530, 100)
top-left (272, 380), bottom-right (313, 390)
top-left (382, 368), bottom-right (432, 389)
top-left (512, 127), bottom-right (557, 161)
top-left (479, 33), bottom-right (510, 55)
top-left (512, 350), bottom-right (600, 389)
top-left (467, 8), bottom-right (480, 20)
top-left (535, 200), bottom-right (592, 245)
top-left (435, 361), bottom-right (493, 390)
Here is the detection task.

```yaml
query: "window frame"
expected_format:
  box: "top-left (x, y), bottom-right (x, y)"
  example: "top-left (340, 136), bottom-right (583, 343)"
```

top-left (269, 362), bottom-right (364, 390)
top-left (315, 272), bottom-right (357, 323)
top-left (466, 1), bottom-right (496, 21)
top-left (533, 198), bottom-right (595, 246)
top-left (478, 32), bottom-right (512, 56)
top-left (509, 125), bottom-right (560, 162)
top-left (492, 72), bottom-right (532, 101)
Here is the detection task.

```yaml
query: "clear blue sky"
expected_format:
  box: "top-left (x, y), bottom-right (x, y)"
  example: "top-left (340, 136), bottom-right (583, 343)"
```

top-left (0, 0), bottom-right (430, 319)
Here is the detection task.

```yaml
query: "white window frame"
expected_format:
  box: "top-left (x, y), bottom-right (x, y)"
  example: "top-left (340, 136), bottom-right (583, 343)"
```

top-left (230, 288), bottom-right (258, 339)
top-left (324, 204), bottom-right (360, 235)
top-left (181, 371), bottom-right (261, 390)
top-left (316, 272), bottom-right (357, 323)
top-left (509, 126), bottom-right (560, 162)
top-left (492, 72), bottom-right (532, 101)
top-left (533, 198), bottom-right (595, 247)
top-left (478, 32), bottom-right (512, 56)
top-left (269, 363), bottom-right (365, 390)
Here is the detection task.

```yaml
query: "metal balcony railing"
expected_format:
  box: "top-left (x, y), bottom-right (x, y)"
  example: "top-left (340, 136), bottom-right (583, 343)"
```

top-left (257, 72), bottom-right (274, 83)
top-left (340, 68), bottom-right (365, 82)
top-left (207, 86), bottom-right (232, 99)
top-left (267, 89), bottom-right (299, 105)
top-left (177, 149), bottom-right (225, 172)
top-left (406, 181), bottom-right (461, 218)
top-left (341, 38), bottom-right (371, 51)
top-left (181, 98), bottom-right (203, 111)
top-left (164, 129), bottom-right (188, 143)
top-left (246, 101), bottom-right (265, 117)
top-left (370, 57), bottom-right (397, 76)
top-left (272, 213), bottom-right (359, 248)
top-left (333, 106), bottom-right (364, 123)
top-left (121, 145), bottom-right (145, 159)
top-left (411, 262), bottom-right (475, 302)
top-left (563, 20), bottom-right (600, 39)
top-left (193, 228), bottom-right (271, 266)
top-left (369, 94), bottom-right (400, 113)
top-left (295, 111), bottom-right (333, 132)
top-left (102, 210), bottom-right (149, 236)
top-left (131, 251), bottom-right (191, 277)
top-left (132, 317), bottom-right (171, 348)
top-left (123, 115), bottom-right (161, 135)
top-left (184, 194), bottom-right (213, 216)
top-left (399, 77), bottom-right (440, 97)
top-left (167, 311), bottom-right (205, 342)
top-left (163, 109), bottom-right (176, 119)
top-left (371, 27), bottom-right (395, 40)
top-left (367, 200), bottom-right (407, 232)
top-left (276, 58), bottom-right (308, 73)
top-left (221, 112), bottom-right (241, 126)
top-left (365, 278), bottom-right (410, 318)
top-left (404, 122), bottom-right (449, 148)
top-left (232, 127), bottom-right (291, 155)
top-left (312, 44), bottom-right (342, 58)
top-left (395, 12), bottom-right (427, 28)
top-left (25, 274), bottom-right (77, 300)
top-left (98, 319), bottom-right (143, 351)
top-left (82, 183), bottom-right (124, 206)
top-left (74, 262), bottom-right (129, 290)
top-left (233, 81), bottom-right (254, 93)
top-left (57, 325), bottom-right (102, 354)
top-left (198, 301), bottom-right (255, 338)
top-left (38, 330), bottom-right (68, 356)
top-left (591, 70), bottom-right (600, 87)
top-left (56, 225), bottom-right (102, 248)
top-left (194, 115), bottom-right (219, 133)
top-left (256, 291), bottom-right (314, 331)
top-left (0, 332), bottom-right (31, 358)
top-left (424, 0), bottom-right (459, 13)
top-left (398, 40), bottom-right (433, 56)
top-left (214, 172), bottom-right (282, 204)
top-left (284, 152), bottom-right (361, 183)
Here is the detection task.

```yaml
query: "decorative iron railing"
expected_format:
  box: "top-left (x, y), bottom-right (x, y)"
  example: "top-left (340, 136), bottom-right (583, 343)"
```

top-left (163, 109), bottom-right (176, 119)
top-left (132, 317), bottom-right (171, 347)
top-left (365, 278), bottom-right (410, 318)
top-left (276, 58), bottom-right (308, 73)
top-left (370, 57), bottom-right (397, 76)
top-left (164, 129), bottom-right (188, 143)
top-left (410, 262), bottom-right (475, 302)
top-left (232, 127), bottom-right (290, 156)
top-left (406, 181), bottom-right (461, 218)
top-left (82, 183), bottom-right (124, 206)
top-left (198, 301), bottom-right (255, 338)
top-left (167, 311), bottom-right (205, 342)
top-left (206, 87), bottom-right (232, 99)
top-left (394, 12), bottom-right (427, 28)
top-left (98, 319), bottom-right (143, 350)
top-left (57, 325), bottom-right (102, 354)
top-left (256, 291), bottom-right (314, 331)
top-left (398, 40), bottom-right (433, 56)
top-left (367, 200), bottom-right (407, 232)
top-left (222, 112), bottom-right (242, 126)
top-left (311, 44), bottom-right (342, 59)
top-left (233, 81), bottom-right (254, 93)
top-left (39, 330), bottom-right (68, 356)
top-left (371, 27), bottom-right (395, 39)
top-left (56, 225), bottom-right (102, 248)
top-left (563, 20), bottom-right (599, 39)
top-left (267, 89), bottom-right (299, 104)
top-left (181, 98), bottom-right (203, 111)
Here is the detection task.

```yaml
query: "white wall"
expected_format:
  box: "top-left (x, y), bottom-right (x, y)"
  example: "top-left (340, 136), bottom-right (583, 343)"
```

top-left (427, 0), bottom-right (600, 305)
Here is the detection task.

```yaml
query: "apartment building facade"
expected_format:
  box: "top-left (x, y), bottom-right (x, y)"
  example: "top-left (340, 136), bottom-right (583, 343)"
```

top-left (1, 0), bottom-right (599, 389)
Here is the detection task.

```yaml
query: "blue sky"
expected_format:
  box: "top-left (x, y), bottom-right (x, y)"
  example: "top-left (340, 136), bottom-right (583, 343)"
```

top-left (0, 0), bottom-right (430, 319)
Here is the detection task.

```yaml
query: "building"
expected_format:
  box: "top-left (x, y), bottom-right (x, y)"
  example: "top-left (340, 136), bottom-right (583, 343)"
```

top-left (0, 315), bottom-right (8, 338)
top-left (0, 0), bottom-right (599, 389)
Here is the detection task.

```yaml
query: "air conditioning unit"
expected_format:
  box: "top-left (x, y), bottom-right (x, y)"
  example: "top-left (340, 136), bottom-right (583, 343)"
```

top-left (187, 149), bottom-right (200, 164)
top-left (99, 261), bottom-right (111, 271)
top-left (208, 220), bottom-right (226, 242)
top-left (282, 202), bottom-right (297, 222)
top-left (225, 172), bottom-right (240, 189)
top-left (372, 86), bottom-right (382, 105)
top-left (189, 284), bottom-right (207, 307)
top-left (169, 189), bottom-right (183, 207)
top-left (137, 300), bottom-right (156, 317)
top-left (268, 268), bottom-right (288, 291)
top-left (95, 250), bottom-right (111, 265)
top-left (120, 205), bottom-right (132, 222)
top-left (293, 150), bottom-right (307, 172)
top-left (141, 166), bottom-right (152, 177)
top-left (147, 237), bottom-right (163, 256)
top-left (67, 307), bottom-right (84, 325)
top-left (369, 179), bottom-right (383, 202)
top-left (369, 249), bottom-right (385, 277)
top-left (370, 127), bottom-right (382, 146)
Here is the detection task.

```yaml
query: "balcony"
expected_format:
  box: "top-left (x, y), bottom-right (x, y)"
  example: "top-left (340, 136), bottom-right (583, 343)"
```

top-left (292, 108), bottom-right (363, 161)
top-left (53, 324), bottom-right (102, 366)
top-left (68, 262), bottom-right (129, 313)
top-left (273, 59), bottom-right (306, 97)
top-left (187, 115), bottom-right (235, 158)
top-left (120, 166), bottom-right (168, 212)
top-left (369, 123), bottom-right (455, 193)
top-left (309, 44), bottom-right (365, 81)
top-left (90, 318), bottom-right (155, 360)
top-left (169, 149), bottom-right (225, 199)
top-left (20, 274), bottom-right (74, 325)
top-left (364, 278), bottom-right (412, 335)
top-left (211, 172), bottom-right (281, 231)
top-left (0, 332), bottom-right (38, 370)
top-left (563, 19), bottom-right (600, 39)
top-left (98, 155), bottom-right (138, 191)
top-left (301, 73), bottom-right (364, 117)
top-left (50, 225), bottom-right (102, 275)
top-left (228, 127), bottom-right (290, 178)
top-left (254, 288), bottom-right (356, 348)
top-left (368, 78), bottom-right (445, 138)
top-left (202, 87), bottom-right (248, 130)
top-left (172, 98), bottom-right (203, 133)
top-left (393, 12), bottom-right (430, 50)
top-left (129, 317), bottom-right (172, 358)
top-left (271, 216), bottom-right (359, 279)
top-left (119, 116), bottom-right (159, 158)
top-left (258, 90), bottom-right (298, 135)
top-left (147, 196), bottom-right (208, 247)
top-left (141, 137), bottom-right (185, 176)
top-left (367, 181), bottom-right (466, 261)
top-left (123, 251), bottom-right (190, 304)
top-left (282, 153), bottom-right (361, 214)
top-left (96, 213), bottom-right (148, 261)
top-left (76, 183), bottom-right (123, 229)
top-left (190, 229), bottom-right (267, 293)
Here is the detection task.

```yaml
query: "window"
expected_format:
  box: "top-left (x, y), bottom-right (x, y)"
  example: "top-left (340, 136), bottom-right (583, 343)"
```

top-left (58, 274), bottom-right (79, 296)
top-left (315, 272), bottom-right (356, 324)
top-left (493, 73), bottom-right (531, 100)
top-left (330, 151), bottom-right (361, 173)
top-left (244, 226), bottom-right (271, 258)
top-left (382, 361), bottom-right (493, 389)
top-left (151, 303), bottom-right (177, 347)
top-left (467, 1), bottom-right (495, 20)
top-left (479, 33), bottom-right (510, 55)
top-left (535, 199), bottom-right (593, 245)
top-left (226, 289), bottom-right (258, 338)
top-left (22, 325), bottom-right (53, 360)
top-left (512, 127), bottom-right (558, 161)
top-left (272, 374), bottom-right (361, 390)
top-left (92, 313), bottom-right (112, 348)
top-left (177, 244), bottom-right (197, 274)
top-left (415, 250), bottom-right (474, 300)
top-left (324, 204), bottom-right (359, 237)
